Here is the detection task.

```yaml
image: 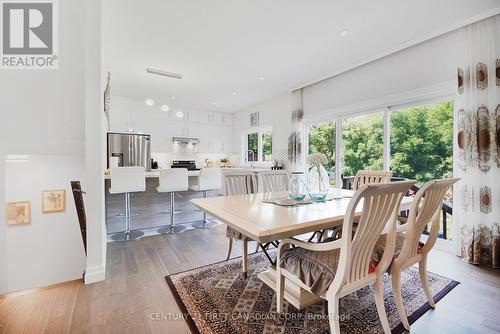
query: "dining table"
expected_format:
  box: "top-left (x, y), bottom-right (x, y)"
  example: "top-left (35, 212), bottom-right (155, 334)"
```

top-left (191, 188), bottom-right (414, 309)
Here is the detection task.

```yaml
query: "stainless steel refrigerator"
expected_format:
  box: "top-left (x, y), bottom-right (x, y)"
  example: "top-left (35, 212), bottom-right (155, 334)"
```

top-left (107, 132), bottom-right (151, 171)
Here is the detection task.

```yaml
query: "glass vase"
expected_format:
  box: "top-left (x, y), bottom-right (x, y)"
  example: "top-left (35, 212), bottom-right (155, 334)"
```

top-left (288, 172), bottom-right (307, 201)
top-left (307, 164), bottom-right (329, 201)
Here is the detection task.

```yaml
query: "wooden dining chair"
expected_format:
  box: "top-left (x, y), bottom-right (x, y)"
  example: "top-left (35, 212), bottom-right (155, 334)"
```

top-left (276, 180), bottom-right (415, 334)
top-left (326, 169), bottom-right (393, 241)
top-left (223, 172), bottom-right (258, 274)
top-left (375, 178), bottom-right (459, 331)
top-left (257, 170), bottom-right (289, 192)
top-left (352, 170), bottom-right (392, 190)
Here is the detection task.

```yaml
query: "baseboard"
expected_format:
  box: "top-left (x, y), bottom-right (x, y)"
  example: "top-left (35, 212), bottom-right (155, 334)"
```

top-left (84, 265), bottom-right (106, 284)
top-left (0, 278), bottom-right (82, 298)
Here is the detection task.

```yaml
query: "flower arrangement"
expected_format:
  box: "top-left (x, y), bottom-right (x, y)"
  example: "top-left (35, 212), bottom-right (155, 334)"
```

top-left (306, 153), bottom-right (328, 167)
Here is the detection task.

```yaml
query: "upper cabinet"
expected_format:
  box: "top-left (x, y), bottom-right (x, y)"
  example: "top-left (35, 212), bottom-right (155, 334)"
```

top-left (199, 112), bottom-right (233, 126)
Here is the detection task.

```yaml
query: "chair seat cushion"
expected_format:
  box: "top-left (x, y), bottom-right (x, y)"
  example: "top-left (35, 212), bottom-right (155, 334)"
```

top-left (189, 185), bottom-right (201, 192)
top-left (226, 226), bottom-right (252, 240)
top-left (279, 232), bottom-right (424, 295)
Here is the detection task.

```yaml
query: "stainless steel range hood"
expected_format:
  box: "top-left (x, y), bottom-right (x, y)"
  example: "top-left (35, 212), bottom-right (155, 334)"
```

top-left (172, 137), bottom-right (200, 144)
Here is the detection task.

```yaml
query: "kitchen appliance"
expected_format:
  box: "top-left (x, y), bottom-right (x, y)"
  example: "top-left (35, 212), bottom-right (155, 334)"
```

top-left (107, 132), bottom-right (151, 171)
top-left (171, 160), bottom-right (200, 171)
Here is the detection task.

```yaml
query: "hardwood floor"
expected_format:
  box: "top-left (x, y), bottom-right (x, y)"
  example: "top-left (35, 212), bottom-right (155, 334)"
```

top-left (1, 224), bottom-right (499, 334)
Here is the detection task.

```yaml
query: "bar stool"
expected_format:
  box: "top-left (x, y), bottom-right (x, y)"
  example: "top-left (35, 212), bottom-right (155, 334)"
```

top-left (190, 168), bottom-right (222, 229)
top-left (157, 168), bottom-right (189, 234)
top-left (109, 166), bottom-right (146, 241)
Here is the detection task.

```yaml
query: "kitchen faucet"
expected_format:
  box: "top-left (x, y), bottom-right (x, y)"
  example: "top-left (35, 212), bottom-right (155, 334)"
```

top-left (245, 150), bottom-right (255, 168)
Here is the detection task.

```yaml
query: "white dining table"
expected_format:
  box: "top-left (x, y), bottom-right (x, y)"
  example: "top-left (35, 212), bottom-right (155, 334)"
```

top-left (191, 188), bottom-right (414, 309)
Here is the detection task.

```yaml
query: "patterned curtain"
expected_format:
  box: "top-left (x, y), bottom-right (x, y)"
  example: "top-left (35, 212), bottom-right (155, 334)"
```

top-left (454, 15), bottom-right (499, 269)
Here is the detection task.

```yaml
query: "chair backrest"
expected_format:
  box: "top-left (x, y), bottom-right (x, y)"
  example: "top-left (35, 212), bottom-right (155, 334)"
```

top-left (157, 168), bottom-right (189, 193)
top-left (109, 167), bottom-right (146, 194)
top-left (198, 168), bottom-right (222, 191)
top-left (224, 172), bottom-right (256, 196)
top-left (257, 170), bottom-right (289, 192)
top-left (334, 180), bottom-right (415, 287)
top-left (398, 178), bottom-right (460, 261)
top-left (352, 170), bottom-right (392, 190)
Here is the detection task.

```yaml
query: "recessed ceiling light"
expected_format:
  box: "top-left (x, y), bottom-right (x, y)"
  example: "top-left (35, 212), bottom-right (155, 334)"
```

top-left (232, 91), bottom-right (238, 96)
top-left (161, 104), bottom-right (170, 112)
top-left (171, 95), bottom-right (176, 100)
top-left (339, 29), bottom-right (349, 36)
top-left (176, 110), bottom-right (184, 118)
top-left (145, 98), bottom-right (154, 106)
top-left (213, 102), bottom-right (217, 105)
top-left (259, 76), bottom-right (265, 80)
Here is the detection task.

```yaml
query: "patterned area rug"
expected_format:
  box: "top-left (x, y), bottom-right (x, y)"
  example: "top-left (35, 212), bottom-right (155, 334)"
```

top-left (166, 252), bottom-right (459, 334)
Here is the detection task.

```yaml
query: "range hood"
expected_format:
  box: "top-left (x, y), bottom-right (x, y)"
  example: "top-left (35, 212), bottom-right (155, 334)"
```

top-left (172, 137), bottom-right (200, 144)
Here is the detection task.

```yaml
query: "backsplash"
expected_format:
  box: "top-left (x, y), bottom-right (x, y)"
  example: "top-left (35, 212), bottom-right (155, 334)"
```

top-left (151, 151), bottom-right (240, 169)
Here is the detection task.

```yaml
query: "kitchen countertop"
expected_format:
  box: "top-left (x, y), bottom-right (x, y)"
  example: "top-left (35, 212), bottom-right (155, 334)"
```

top-left (104, 167), bottom-right (278, 179)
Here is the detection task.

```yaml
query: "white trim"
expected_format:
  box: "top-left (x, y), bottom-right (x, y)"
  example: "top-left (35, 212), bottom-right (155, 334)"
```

top-left (84, 265), bottom-right (106, 284)
top-left (383, 108), bottom-right (391, 171)
top-left (292, 7), bottom-right (500, 91)
top-left (241, 125), bottom-right (274, 164)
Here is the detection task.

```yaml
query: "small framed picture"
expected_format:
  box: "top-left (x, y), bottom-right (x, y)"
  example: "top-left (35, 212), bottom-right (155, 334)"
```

top-left (250, 112), bottom-right (259, 127)
top-left (6, 201), bottom-right (31, 225)
top-left (42, 189), bottom-right (66, 213)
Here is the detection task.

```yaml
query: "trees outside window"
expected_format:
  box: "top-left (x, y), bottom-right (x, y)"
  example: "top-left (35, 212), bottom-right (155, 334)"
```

top-left (307, 122), bottom-right (335, 171)
top-left (391, 101), bottom-right (453, 185)
top-left (342, 112), bottom-right (384, 176)
top-left (243, 127), bottom-right (273, 163)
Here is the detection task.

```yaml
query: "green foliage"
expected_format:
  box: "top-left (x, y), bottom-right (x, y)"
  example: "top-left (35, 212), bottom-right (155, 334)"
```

top-left (390, 101), bottom-right (453, 184)
top-left (306, 101), bottom-right (453, 185)
top-left (262, 131), bottom-right (273, 161)
top-left (308, 122), bottom-right (335, 170)
top-left (247, 133), bottom-right (258, 161)
top-left (342, 113), bottom-right (384, 175)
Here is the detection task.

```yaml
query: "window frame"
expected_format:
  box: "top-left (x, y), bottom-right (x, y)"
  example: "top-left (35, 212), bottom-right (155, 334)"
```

top-left (242, 126), bottom-right (274, 164)
top-left (304, 94), bottom-right (455, 188)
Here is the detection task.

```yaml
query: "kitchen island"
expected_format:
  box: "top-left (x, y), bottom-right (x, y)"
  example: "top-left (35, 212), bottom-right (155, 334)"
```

top-left (104, 167), bottom-right (278, 236)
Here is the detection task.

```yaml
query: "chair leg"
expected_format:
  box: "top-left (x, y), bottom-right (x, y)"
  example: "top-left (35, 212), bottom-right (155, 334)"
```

top-left (276, 268), bottom-right (285, 313)
top-left (373, 277), bottom-right (391, 334)
top-left (242, 239), bottom-right (248, 277)
top-left (419, 255), bottom-right (435, 308)
top-left (226, 237), bottom-right (233, 260)
top-left (391, 268), bottom-right (410, 331)
top-left (327, 294), bottom-right (341, 334)
top-left (254, 242), bottom-right (259, 254)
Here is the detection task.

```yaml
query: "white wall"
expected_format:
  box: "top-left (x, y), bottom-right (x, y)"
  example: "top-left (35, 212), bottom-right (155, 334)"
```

top-left (303, 30), bottom-right (460, 116)
top-left (4, 155), bottom-right (86, 292)
top-left (233, 93), bottom-right (292, 164)
top-left (0, 0), bottom-right (104, 293)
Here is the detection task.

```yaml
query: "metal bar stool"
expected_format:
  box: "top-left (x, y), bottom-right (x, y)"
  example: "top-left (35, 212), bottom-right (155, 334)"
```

top-left (157, 168), bottom-right (189, 234)
top-left (109, 166), bottom-right (146, 241)
top-left (190, 168), bottom-right (222, 229)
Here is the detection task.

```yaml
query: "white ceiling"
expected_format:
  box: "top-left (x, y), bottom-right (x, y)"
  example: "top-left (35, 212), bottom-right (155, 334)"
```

top-left (102, 0), bottom-right (500, 113)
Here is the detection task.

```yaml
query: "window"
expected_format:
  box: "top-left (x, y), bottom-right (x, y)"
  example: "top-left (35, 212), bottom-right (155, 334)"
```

top-left (307, 122), bottom-right (335, 171)
top-left (342, 112), bottom-right (383, 176)
top-left (390, 101), bottom-right (453, 185)
top-left (243, 127), bottom-right (273, 163)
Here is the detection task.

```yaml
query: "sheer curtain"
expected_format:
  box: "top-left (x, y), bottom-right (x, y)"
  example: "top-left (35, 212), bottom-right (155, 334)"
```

top-left (454, 15), bottom-right (499, 268)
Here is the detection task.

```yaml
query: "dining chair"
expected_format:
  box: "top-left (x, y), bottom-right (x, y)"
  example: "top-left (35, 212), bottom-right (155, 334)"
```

top-left (374, 178), bottom-right (459, 331)
top-left (276, 180), bottom-right (415, 334)
top-left (223, 172), bottom-right (258, 274)
top-left (326, 169), bottom-right (393, 241)
top-left (257, 170), bottom-right (289, 192)
top-left (352, 170), bottom-right (392, 190)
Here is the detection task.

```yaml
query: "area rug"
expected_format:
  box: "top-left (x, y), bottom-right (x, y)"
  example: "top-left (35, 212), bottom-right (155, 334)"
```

top-left (166, 252), bottom-right (459, 334)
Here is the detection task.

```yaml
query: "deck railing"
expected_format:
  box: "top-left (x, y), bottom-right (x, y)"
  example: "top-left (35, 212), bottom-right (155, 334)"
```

top-left (341, 175), bottom-right (452, 239)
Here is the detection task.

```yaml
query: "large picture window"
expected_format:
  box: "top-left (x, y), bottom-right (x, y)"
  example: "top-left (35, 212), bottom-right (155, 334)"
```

top-left (307, 121), bottom-right (335, 171)
top-left (243, 127), bottom-right (273, 163)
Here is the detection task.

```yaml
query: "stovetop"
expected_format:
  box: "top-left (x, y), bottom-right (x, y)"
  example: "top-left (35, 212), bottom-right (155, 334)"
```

top-left (171, 160), bottom-right (200, 171)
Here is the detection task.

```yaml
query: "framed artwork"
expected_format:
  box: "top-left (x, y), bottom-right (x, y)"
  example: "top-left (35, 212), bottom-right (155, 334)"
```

top-left (250, 112), bottom-right (259, 127)
top-left (6, 201), bottom-right (31, 225)
top-left (42, 189), bottom-right (66, 213)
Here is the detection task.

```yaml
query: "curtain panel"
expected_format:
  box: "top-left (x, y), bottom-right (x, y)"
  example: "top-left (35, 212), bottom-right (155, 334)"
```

top-left (454, 15), bottom-right (500, 268)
